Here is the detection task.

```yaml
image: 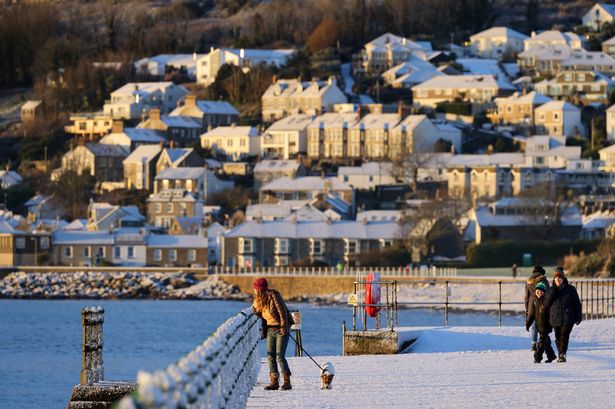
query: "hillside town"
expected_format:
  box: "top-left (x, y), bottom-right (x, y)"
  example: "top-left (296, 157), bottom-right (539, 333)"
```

top-left (4, 1), bottom-right (615, 272)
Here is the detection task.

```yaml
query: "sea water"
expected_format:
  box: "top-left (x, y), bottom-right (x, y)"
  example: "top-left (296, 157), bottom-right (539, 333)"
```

top-left (0, 299), bottom-right (520, 408)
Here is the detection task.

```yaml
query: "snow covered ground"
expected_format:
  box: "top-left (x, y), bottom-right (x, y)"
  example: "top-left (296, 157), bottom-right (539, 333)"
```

top-left (247, 319), bottom-right (615, 408)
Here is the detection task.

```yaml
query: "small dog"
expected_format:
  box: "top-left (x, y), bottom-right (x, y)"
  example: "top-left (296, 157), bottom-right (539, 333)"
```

top-left (320, 362), bottom-right (335, 389)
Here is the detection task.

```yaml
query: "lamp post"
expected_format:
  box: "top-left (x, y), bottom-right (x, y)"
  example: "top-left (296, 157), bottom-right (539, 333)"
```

top-left (29, 236), bottom-right (38, 267)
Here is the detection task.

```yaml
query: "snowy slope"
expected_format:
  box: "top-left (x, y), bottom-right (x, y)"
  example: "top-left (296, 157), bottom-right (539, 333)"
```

top-left (247, 319), bottom-right (615, 408)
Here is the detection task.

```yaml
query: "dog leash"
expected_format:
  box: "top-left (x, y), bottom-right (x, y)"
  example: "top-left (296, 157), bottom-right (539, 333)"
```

top-left (288, 332), bottom-right (323, 371)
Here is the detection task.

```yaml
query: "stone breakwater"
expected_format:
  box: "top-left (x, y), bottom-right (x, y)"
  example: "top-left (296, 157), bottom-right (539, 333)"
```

top-left (0, 272), bottom-right (248, 300)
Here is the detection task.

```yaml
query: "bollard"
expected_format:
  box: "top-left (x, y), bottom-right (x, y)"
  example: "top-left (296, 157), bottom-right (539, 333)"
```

top-left (80, 306), bottom-right (104, 385)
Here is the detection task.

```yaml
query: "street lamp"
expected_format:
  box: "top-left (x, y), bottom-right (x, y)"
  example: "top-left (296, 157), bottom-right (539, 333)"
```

top-left (29, 236), bottom-right (38, 267)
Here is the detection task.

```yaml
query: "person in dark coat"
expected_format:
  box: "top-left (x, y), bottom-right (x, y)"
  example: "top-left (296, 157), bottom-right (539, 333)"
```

top-left (543, 267), bottom-right (582, 363)
top-left (526, 282), bottom-right (557, 363)
top-left (525, 265), bottom-right (549, 351)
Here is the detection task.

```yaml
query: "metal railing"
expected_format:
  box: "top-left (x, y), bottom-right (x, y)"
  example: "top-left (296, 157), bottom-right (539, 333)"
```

top-left (210, 265), bottom-right (458, 277)
top-left (80, 306), bottom-right (105, 385)
top-left (116, 308), bottom-right (260, 409)
top-left (350, 278), bottom-right (615, 330)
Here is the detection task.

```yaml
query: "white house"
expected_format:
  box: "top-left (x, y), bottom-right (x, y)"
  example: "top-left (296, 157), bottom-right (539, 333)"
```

top-left (606, 104), bottom-right (615, 141)
top-left (583, 3), bottom-right (615, 31)
top-left (412, 75), bottom-right (504, 107)
top-left (170, 95), bottom-right (239, 129)
top-left (524, 31), bottom-right (585, 51)
top-left (200, 126), bottom-right (261, 160)
top-left (261, 114), bottom-right (313, 159)
top-left (103, 82), bottom-right (188, 120)
top-left (337, 162), bottom-right (396, 190)
top-left (381, 56), bottom-right (444, 88)
top-left (196, 48), bottom-right (295, 85)
top-left (534, 101), bottom-right (584, 138)
top-left (122, 145), bottom-right (163, 191)
top-left (469, 27), bottom-right (528, 59)
top-left (261, 77), bottom-right (347, 120)
top-left (0, 170), bottom-right (22, 189)
top-left (133, 54), bottom-right (205, 78)
top-left (362, 33), bottom-right (432, 74)
top-left (99, 121), bottom-right (166, 151)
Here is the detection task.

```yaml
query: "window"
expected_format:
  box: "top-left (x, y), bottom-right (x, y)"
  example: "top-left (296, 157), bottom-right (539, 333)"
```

top-left (275, 238), bottom-right (289, 254)
top-left (155, 203), bottom-right (162, 214)
top-left (169, 249), bottom-right (177, 261)
top-left (240, 238), bottom-right (254, 253)
top-left (15, 238), bottom-right (25, 249)
top-left (310, 239), bottom-right (323, 255)
top-left (153, 249), bottom-right (162, 261)
top-left (65, 246), bottom-right (73, 258)
top-left (97, 247), bottom-right (105, 257)
top-left (166, 203), bottom-right (174, 213)
top-left (114, 247), bottom-right (121, 259)
top-left (380, 239), bottom-right (393, 249)
top-left (227, 139), bottom-right (233, 147)
top-left (84, 247), bottom-right (90, 258)
top-left (187, 249), bottom-right (196, 262)
top-left (40, 237), bottom-right (50, 250)
top-left (345, 239), bottom-right (358, 254)
top-left (127, 246), bottom-right (134, 259)
top-left (275, 255), bottom-right (289, 267)
top-left (240, 138), bottom-right (246, 147)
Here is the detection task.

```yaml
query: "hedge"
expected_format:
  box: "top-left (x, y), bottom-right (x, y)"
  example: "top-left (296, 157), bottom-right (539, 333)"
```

top-left (435, 101), bottom-right (472, 116)
top-left (466, 239), bottom-right (602, 267)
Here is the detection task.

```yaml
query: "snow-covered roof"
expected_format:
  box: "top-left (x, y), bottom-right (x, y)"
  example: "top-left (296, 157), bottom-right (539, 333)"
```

top-left (338, 162), bottom-right (393, 176)
top-left (147, 189), bottom-right (199, 203)
top-left (351, 113), bottom-right (400, 130)
top-left (261, 176), bottom-right (353, 192)
top-left (111, 82), bottom-right (181, 96)
top-left (52, 231), bottom-right (114, 245)
top-left (254, 160), bottom-right (302, 174)
top-left (164, 148), bottom-right (193, 164)
top-left (306, 113), bottom-right (360, 129)
top-left (224, 48), bottom-right (295, 60)
top-left (383, 56), bottom-right (444, 86)
top-left (560, 50), bottom-right (615, 67)
top-left (356, 210), bottom-right (403, 222)
top-left (583, 210), bottom-right (615, 230)
top-left (63, 219), bottom-right (87, 231)
top-left (85, 143), bottom-right (128, 157)
top-left (365, 33), bottom-right (427, 52)
top-left (474, 200), bottom-right (582, 227)
top-left (390, 115), bottom-right (430, 132)
top-left (226, 220), bottom-right (403, 239)
top-left (0, 170), bottom-right (23, 188)
top-left (196, 100), bottom-right (239, 115)
top-left (123, 145), bottom-right (163, 164)
top-left (447, 153), bottom-right (526, 168)
top-left (265, 114), bottom-right (314, 132)
top-left (262, 78), bottom-right (343, 99)
top-left (526, 31), bottom-right (584, 47)
top-left (496, 91), bottom-right (552, 106)
top-left (246, 201), bottom-right (309, 219)
top-left (160, 115), bottom-right (202, 128)
top-left (25, 194), bottom-right (51, 207)
top-left (470, 26), bottom-right (528, 41)
top-left (155, 167), bottom-right (206, 180)
top-left (201, 126), bottom-right (259, 138)
top-left (412, 75), bottom-right (500, 90)
top-left (603, 35), bottom-right (615, 46)
top-left (146, 234), bottom-right (208, 248)
top-left (100, 128), bottom-right (166, 144)
top-left (534, 100), bottom-right (580, 112)
top-left (21, 100), bottom-right (42, 110)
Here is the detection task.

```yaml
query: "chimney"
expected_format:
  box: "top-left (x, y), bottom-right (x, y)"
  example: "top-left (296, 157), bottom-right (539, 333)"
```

top-left (170, 140), bottom-right (175, 149)
top-left (272, 74), bottom-right (278, 85)
top-left (185, 94), bottom-right (197, 107)
top-left (149, 108), bottom-right (161, 122)
top-left (327, 75), bottom-right (336, 86)
top-left (111, 120), bottom-right (124, 134)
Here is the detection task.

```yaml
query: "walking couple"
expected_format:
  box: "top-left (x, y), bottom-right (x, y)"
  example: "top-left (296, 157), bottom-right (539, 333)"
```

top-left (525, 266), bottom-right (582, 363)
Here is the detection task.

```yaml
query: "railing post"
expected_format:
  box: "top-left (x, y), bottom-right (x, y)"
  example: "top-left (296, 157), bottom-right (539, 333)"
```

top-left (80, 306), bottom-right (104, 385)
top-left (591, 280), bottom-right (595, 320)
top-left (498, 281), bottom-right (502, 326)
top-left (445, 281), bottom-right (449, 327)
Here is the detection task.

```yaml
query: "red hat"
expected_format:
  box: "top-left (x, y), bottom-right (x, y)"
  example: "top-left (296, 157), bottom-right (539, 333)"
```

top-left (252, 278), bottom-right (268, 291)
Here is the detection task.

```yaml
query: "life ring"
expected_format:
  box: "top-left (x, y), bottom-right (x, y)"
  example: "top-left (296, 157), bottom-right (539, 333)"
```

top-left (365, 272), bottom-right (381, 318)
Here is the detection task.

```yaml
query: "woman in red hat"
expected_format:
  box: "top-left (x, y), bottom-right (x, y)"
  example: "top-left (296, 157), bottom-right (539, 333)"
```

top-left (252, 277), bottom-right (294, 390)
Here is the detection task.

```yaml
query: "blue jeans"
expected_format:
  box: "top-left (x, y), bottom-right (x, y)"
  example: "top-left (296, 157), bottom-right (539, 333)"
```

top-left (529, 321), bottom-right (538, 344)
top-left (266, 328), bottom-right (290, 375)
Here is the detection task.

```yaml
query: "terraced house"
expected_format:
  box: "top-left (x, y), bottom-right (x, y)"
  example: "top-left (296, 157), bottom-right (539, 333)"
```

top-left (222, 219), bottom-right (403, 268)
top-left (261, 77), bottom-right (347, 120)
top-left (361, 32), bottom-right (432, 74)
top-left (412, 75), bottom-right (510, 109)
top-left (535, 70), bottom-right (615, 105)
top-left (488, 91), bottom-right (552, 126)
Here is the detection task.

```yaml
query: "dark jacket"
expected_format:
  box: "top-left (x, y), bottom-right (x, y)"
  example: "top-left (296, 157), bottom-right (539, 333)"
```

top-left (253, 289), bottom-right (293, 337)
top-left (544, 278), bottom-right (582, 327)
top-left (525, 273), bottom-right (549, 315)
top-left (526, 296), bottom-right (551, 334)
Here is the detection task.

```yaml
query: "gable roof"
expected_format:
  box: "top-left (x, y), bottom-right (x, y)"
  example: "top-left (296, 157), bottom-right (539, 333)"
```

top-left (534, 100), bottom-right (580, 112)
top-left (155, 167), bottom-right (206, 180)
top-left (123, 145), bottom-right (163, 164)
top-left (201, 126), bottom-right (259, 138)
top-left (412, 75), bottom-right (500, 90)
top-left (261, 176), bottom-right (353, 192)
top-left (470, 26), bottom-right (528, 41)
top-left (85, 143), bottom-right (128, 157)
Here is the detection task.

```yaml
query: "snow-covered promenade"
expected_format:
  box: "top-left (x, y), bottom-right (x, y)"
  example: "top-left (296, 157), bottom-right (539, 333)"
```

top-left (247, 319), bottom-right (615, 408)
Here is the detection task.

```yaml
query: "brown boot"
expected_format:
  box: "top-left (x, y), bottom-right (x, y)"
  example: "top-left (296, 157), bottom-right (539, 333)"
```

top-left (281, 373), bottom-right (292, 390)
top-left (264, 373), bottom-right (279, 390)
